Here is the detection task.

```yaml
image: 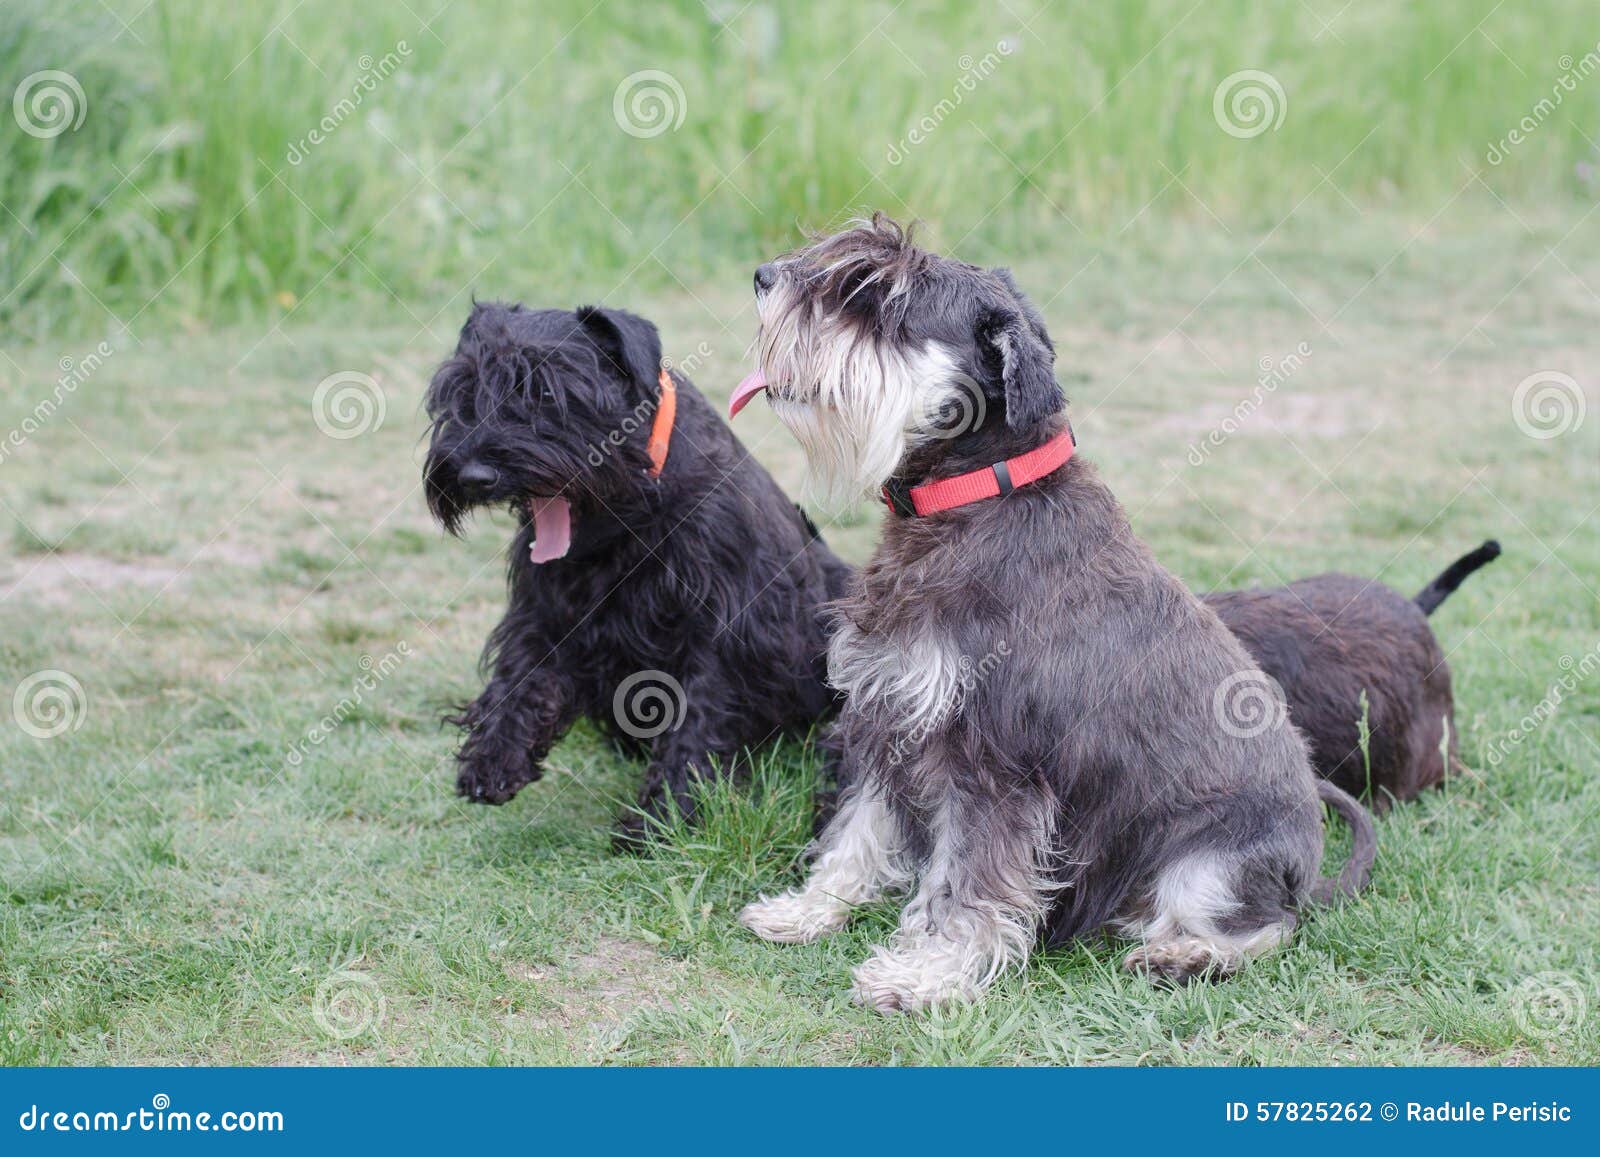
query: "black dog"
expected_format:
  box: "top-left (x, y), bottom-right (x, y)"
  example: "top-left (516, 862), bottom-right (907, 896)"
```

top-left (423, 302), bottom-right (850, 844)
top-left (1207, 540), bottom-right (1501, 806)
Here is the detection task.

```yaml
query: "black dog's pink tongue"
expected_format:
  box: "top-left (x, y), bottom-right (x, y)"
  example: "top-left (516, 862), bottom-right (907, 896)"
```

top-left (728, 369), bottom-right (767, 418)
top-left (528, 497), bottom-right (571, 563)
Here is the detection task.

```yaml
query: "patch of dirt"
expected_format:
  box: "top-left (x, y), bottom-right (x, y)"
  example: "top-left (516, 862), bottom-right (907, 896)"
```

top-left (1154, 387), bottom-right (1359, 440)
top-left (194, 540), bottom-right (267, 568)
top-left (0, 541), bottom-right (270, 606)
top-left (500, 935), bottom-right (692, 1060)
top-left (0, 552), bottom-right (186, 604)
top-left (1257, 391), bottom-right (1359, 438)
top-left (569, 937), bottom-right (683, 1005)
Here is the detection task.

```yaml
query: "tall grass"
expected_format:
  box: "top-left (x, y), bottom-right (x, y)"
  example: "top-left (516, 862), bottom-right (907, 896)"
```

top-left (3, 0), bottom-right (1597, 331)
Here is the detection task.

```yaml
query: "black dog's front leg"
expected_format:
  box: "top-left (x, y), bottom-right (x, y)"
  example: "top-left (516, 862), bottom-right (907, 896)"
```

top-left (612, 672), bottom-right (747, 849)
top-left (450, 662), bottom-right (576, 805)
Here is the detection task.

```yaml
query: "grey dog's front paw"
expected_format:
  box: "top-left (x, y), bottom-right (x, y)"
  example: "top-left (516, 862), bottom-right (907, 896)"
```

top-left (739, 890), bottom-right (851, 944)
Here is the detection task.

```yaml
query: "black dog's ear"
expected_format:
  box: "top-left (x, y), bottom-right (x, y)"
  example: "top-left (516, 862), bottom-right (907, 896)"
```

top-left (978, 298), bottom-right (1062, 430)
top-left (575, 305), bottom-right (663, 393)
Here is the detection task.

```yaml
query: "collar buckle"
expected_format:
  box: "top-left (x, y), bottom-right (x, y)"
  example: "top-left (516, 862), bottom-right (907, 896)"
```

top-left (882, 477), bottom-right (917, 518)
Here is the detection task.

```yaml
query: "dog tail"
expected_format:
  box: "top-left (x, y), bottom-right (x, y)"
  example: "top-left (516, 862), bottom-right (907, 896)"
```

top-left (1413, 539), bottom-right (1501, 615)
top-left (1310, 779), bottom-right (1377, 905)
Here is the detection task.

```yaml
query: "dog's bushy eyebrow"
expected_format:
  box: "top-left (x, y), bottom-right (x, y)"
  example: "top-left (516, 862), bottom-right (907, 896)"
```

top-left (790, 212), bottom-right (933, 329)
top-left (430, 321), bottom-right (606, 424)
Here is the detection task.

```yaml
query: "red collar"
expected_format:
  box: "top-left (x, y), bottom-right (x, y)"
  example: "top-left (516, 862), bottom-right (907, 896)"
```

top-left (882, 425), bottom-right (1076, 517)
top-left (646, 368), bottom-right (677, 477)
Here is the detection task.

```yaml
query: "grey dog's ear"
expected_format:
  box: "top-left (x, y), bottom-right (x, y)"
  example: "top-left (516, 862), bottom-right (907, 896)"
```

top-left (576, 305), bottom-right (663, 393)
top-left (978, 297), bottom-right (1062, 430)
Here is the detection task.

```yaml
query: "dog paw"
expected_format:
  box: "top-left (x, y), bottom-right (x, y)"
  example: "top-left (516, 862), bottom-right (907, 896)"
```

top-left (1122, 939), bottom-right (1222, 986)
top-left (850, 945), bottom-right (978, 1013)
top-left (738, 890), bottom-right (850, 944)
top-left (454, 757), bottom-right (541, 805)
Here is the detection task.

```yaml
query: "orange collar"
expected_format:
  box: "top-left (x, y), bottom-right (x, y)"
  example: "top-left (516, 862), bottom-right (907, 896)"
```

top-left (646, 368), bottom-right (677, 477)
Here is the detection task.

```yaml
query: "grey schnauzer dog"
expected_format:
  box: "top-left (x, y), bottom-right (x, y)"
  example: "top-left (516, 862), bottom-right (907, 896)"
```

top-left (423, 302), bottom-right (850, 846)
top-left (731, 216), bottom-right (1374, 1011)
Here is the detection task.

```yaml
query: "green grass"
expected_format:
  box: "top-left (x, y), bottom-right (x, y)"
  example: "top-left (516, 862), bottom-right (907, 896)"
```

top-left (4, 0), bottom-right (1600, 332)
top-left (2, 203), bottom-right (1596, 1065)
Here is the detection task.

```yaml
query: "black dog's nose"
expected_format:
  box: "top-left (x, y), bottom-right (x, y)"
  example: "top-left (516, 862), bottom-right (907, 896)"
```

top-left (754, 263), bottom-right (778, 293)
top-left (457, 462), bottom-right (498, 492)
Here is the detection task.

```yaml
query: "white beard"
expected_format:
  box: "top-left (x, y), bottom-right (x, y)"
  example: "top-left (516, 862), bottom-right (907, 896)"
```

top-left (756, 282), bottom-right (961, 505)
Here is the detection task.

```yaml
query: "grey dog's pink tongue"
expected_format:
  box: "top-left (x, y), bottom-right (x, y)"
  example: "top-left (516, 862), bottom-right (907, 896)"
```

top-left (728, 369), bottom-right (768, 418)
top-left (528, 497), bottom-right (572, 563)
